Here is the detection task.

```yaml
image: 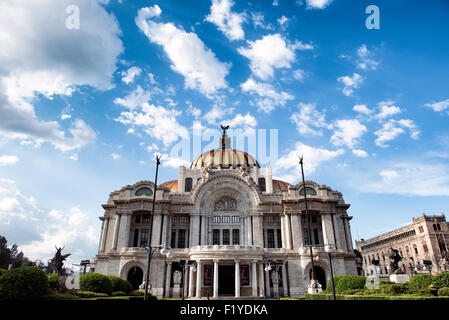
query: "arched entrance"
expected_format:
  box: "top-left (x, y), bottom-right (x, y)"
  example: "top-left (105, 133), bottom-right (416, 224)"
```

top-left (127, 266), bottom-right (143, 290)
top-left (309, 266), bottom-right (327, 290)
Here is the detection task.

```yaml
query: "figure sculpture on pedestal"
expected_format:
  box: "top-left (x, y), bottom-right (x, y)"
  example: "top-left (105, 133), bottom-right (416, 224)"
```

top-left (49, 246), bottom-right (71, 275)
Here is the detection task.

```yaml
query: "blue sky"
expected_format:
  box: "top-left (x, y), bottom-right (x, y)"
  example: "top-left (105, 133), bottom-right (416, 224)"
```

top-left (0, 0), bottom-right (448, 265)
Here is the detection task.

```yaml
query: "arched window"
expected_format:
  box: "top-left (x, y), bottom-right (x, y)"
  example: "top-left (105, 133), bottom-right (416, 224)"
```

top-left (135, 187), bottom-right (153, 197)
top-left (258, 178), bottom-right (266, 192)
top-left (433, 224), bottom-right (437, 231)
top-left (299, 187), bottom-right (317, 196)
top-left (185, 178), bottom-right (192, 192)
top-left (437, 224), bottom-right (441, 231)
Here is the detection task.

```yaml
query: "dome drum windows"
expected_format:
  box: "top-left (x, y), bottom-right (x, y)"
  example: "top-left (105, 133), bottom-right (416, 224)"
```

top-left (299, 187), bottom-right (317, 196)
top-left (135, 187), bottom-right (153, 197)
top-left (185, 178), bottom-right (193, 192)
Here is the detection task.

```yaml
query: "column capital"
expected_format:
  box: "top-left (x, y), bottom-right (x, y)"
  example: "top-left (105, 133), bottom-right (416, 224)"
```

top-left (234, 259), bottom-right (241, 263)
top-left (213, 259), bottom-right (219, 263)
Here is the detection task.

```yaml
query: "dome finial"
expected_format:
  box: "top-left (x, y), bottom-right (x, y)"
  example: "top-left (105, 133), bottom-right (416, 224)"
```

top-left (220, 124), bottom-right (231, 150)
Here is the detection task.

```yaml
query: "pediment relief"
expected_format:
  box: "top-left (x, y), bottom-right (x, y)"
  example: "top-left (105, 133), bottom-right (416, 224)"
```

top-left (214, 196), bottom-right (237, 211)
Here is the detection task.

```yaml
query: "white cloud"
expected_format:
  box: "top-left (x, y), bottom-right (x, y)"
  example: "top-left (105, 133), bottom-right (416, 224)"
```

top-left (374, 119), bottom-right (420, 148)
top-left (356, 44), bottom-right (379, 70)
top-left (0, 155), bottom-right (19, 166)
top-left (352, 149), bottom-right (368, 158)
top-left (115, 97), bottom-right (189, 146)
top-left (293, 69), bottom-right (305, 82)
top-left (241, 78), bottom-right (294, 113)
top-left (363, 162), bottom-right (449, 196)
top-left (238, 34), bottom-right (296, 80)
top-left (331, 119), bottom-right (367, 149)
top-left (136, 5), bottom-right (230, 96)
top-left (0, 0), bottom-right (122, 151)
top-left (278, 16), bottom-right (290, 27)
top-left (375, 101), bottom-right (402, 119)
top-left (113, 86), bottom-right (152, 110)
top-left (275, 142), bottom-right (344, 181)
top-left (291, 103), bottom-right (331, 136)
top-left (223, 113), bottom-right (257, 128)
top-left (111, 153), bottom-right (121, 160)
top-left (251, 12), bottom-right (274, 30)
top-left (203, 105), bottom-right (234, 124)
top-left (206, 0), bottom-right (245, 41)
top-left (272, 0), bottom-right (280, 6)
top-left (353, 104), bottom-right (372, 115)
top-left (156, 153), bottom-right (190, 168)
top-left (425, 99), bottom-right (449, 113)
top-left (68, 154), bottom-right (79, 161)
top-left (305, 0), bottom-right (334, 9)
top-left (337, 73), bottom-right (364, 96)
top-left (121, 66), bottom-right (142, 84)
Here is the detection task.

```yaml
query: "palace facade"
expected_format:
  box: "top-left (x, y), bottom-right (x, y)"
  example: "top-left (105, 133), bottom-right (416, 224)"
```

top-left (91, 131), bottom-right (358, 298)
top-left (355, 214), bottom-right (449, 277)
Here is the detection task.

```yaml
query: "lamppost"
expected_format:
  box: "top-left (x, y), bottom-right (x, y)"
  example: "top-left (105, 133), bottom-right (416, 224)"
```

top-left (144, 155), bottom-right (161, 301)
top-left (265, 260), bottom-right (283, 299)
top-left (298, 155), bottom-right (318, 293)
top-left (326, 245), bottom-right (337, 300)
top-left (180, 260), bottom-right (196, 300)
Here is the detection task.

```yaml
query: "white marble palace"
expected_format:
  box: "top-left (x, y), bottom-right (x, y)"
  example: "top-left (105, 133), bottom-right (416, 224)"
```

top-left (91, 129), bottom-right (358, 298)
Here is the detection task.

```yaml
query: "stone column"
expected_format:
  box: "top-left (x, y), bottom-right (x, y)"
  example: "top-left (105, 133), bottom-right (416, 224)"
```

top-left (213, 260), bottom-right (219, 298)
top-left (264, 267), bottom-right (271, 297)
top-left (165, 262), bottom-right (172, 298)
top-left (282, 261), bottom-right (288, 297)
top-left (196, 260), bottom-right (202, 298)
top-left (100, 217), bottom-right (109, 252)
top-left (253, 215), bottom-right (264, 247)
top-left (322, 213), bottom-right (336, 250)
top-left (161, 215), bottom-right (168, 247)
top-left (183, 267), bottom-right (189, 298)
top-left (285, 213), bottom-right (293, 249)
top-left (247, 216), bottom-right (253, 245)
top-left (258, 263), bottom-right (265, 297)
top-left (252, 261), bottom-right (258, 296)
top-left (190, 215), bottom-right (200, 247)
top-left (117, 213), bottom-right (131, 249)
top-left (200, 216), bottom-right (207, 245)
top-left (112, 213), bottom-right (121, 250)
top-left (188, 265), bottom-right (195, 298)
top-left (151, 214), bottom-right (162, 246)
top-left (345, 218), bottom-right (354, 251)
top-left (280, 215), bottom-right (287, 248)
top-left (235, 260), bottom-right (240, 298)
top-left (290, 214), bottom-right (303, 249)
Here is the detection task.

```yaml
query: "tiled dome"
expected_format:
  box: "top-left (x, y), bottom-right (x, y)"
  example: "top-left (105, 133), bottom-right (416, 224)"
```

top-left (273, 179), bottom-right (292, 192)
top-left (161, 180), bottom-right (178, 192)
top-left (190, 149), bottom-right (260, 169)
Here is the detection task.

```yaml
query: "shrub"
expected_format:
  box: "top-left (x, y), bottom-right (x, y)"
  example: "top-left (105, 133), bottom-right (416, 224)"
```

top-left (380, 283), bottom-right (408, 295)
top-left (342, 289), bottom-right (364, 295)
top-left (0, 266), bottom-right (49, 300)
top-left (408, 274), bottom-right (434, 291)
top-left (78, 291), bottom-right (109, 298)
top-left (432, 272), bottom-right (449, 289)
top-left (0, 269), bottom-right (7, 278)
top-left (326, 275), bottom-right (366, 294)
top-left (111, 291), bottom-right (127, 296)
top-left (48, 273), bottom-right (60, 291)
top-left (43, 293), bottom-right (80, 300)
top-left (438, 287), bottom-right (449, 296)
top-left (416, 284), bottom-right (438, 296)
top-left (80, 273), bottom-right (112, 295)
top-left (107, 276), bottom-right (133, 293)
top-left (130, 290), bottom-right (145, 296)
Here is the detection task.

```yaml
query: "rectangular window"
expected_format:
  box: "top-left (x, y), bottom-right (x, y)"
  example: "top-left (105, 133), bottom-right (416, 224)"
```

top-left (171, 230), bottom-right (176, 249)
top-left (276, 229), bottom-right (282, 248)
top-left (222, 216), bottom-right (230, 224)
top-left (133, 229), bottom-right (139, 247)
top-left (240, 265), bottom-right (249, 285)
top-left (213, 216), bottom-right (220, 224)
top-left (213, 229), bottom-right (220, 245)
top-left (232, 216), bottom-right (240, 224)
top-left (311, 215), bottom-right (317, 223)
top-left (142, 214), bottom-right (151, 224)
top-left (178, 229), bottom-right (186, 248)
top-left (140, 229), bottom-right (149, 247)
top-left (304, 228), bottom-right (311, 246)
top-left (223, 229), bottom-right (230, 245)
top-left (314, 229), bottom-right (319, 245)
top-left (267, 229), bottom-right (275, 248)
top-left (135, 215), bottom-right (141, 224)
top-left (232, 229), bottom-right (240, 245)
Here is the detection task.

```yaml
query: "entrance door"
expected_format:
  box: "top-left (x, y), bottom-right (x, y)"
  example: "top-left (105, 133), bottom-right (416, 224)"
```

top-left (309, 266), bottom-right (327, 290)
top-left (218, 265), bottom-right (235, 295)
top-left (127, 266), bottom-right (143, 290)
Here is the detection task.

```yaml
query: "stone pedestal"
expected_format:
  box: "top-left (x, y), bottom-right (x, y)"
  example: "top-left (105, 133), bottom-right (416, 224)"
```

top-left (307, 280), bottom-right (323, 294)
top-left (272, 283), bottom-right (279, 298)
top-left (173, 284), bottom-right (181, 298)
top-left (390, 274), bottom-right (410, 283)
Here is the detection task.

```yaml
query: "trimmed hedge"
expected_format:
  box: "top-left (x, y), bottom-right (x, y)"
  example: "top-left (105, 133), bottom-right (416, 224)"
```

top-left (78, 291), bottom-right (109, 298)
top-left (80, 273), bottom-right (112, 295)
top-left (112, 291), bottom-right (127, 296)
top-left (326, 275), bottom-right (366, 294)
top-left (43, 293), bottom-right (80, 300)
top-left (408, 274), bottom-right (433, 291)
top-left (48, 273), bottom-right (60, 291)
top-left (380, 283), bottom-right (408, 295)
top-left (432, 272), bottom-right (449, 289)
top-left (305, 293), bottom-right (449, 300)
top-left (438, 287), bottom-right (449, 296)
top-left (0, 269), bottom-right (7, 277)
top-left (107, 276), bottom-right (133, 293)
top-left (0, 266), bottom-right (49, 300)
